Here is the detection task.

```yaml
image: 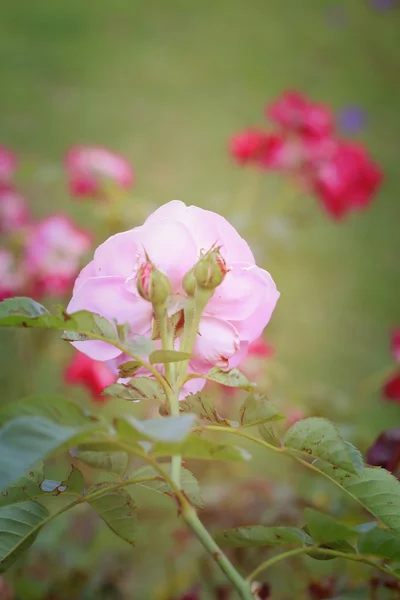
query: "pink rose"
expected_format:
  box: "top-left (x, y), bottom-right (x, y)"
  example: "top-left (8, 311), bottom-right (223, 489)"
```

top-left (0, 145), bottom-right (17, 184)
top-left (67, 201), bottom-right (279, 391)
top-left (25, 214), bottom-right (92, 297)
top-left (65, 146), bottom-right (134, 198)
top-left (0, 185), bottom-right (30, 233)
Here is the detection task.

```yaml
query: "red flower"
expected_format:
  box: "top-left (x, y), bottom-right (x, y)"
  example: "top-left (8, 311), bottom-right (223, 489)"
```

top-left (0, 145), bottom-right (17, 184)
top-left (229, 130), bottom-right (270, 164)
top-left (311, 141), bottom-right (383, 219)
top-left (391, 329), bottom-right (400, 363)
top-left (65, 146), bottom-right (134, 198)
top-left (65, 352), bottom-right (115, 402)
top-left (267, 91), bottom-right (333, 139)
top-left (248, 337), bottom-right (274, 358)
top-left (383, 374), bottom-right (400, 402)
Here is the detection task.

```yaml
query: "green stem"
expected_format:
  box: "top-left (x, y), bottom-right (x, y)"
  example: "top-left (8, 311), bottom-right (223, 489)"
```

top-left (154, 305), bottom-right (172, 385)
top-left (201, 425), bottom-right (383, 521)
top-left (183, 504), bottom-right (253, 599)
top-left (247, 546), bottom-right (400, 583)
top-left (140, 455), bottom-right (252, 599)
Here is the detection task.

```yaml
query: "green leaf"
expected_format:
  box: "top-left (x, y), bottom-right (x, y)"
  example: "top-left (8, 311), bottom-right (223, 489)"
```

top-left (216, 525), bottom-right (312, 548)
top-left (0, 501), bottom-right (49, 572)
top-left (317, 464), bottom-right (400, 533)
top-left (179, 392), bottom-right (233, 426)
top-left (259, 423), bottom-right (281, 447)
top-left (151, 434), bottom-right (251, 462)
top-left (239, 393), bottom-right (284, 427)
top-left (203, 367), bottom-right (254, 390)
top-left (0, 464), bottom-right (44, 507)
top-left (89, 489), bottom-right (137, 545)
top-left (149, 350), bottom-right (194, 365)
top-left (118, 414), bottom-right (196, 444)
top-left (132, 465), bottom-right (203, 508)
top-left (0, 464), bottom-right (84, 507)
top-left (0, 416), bottom-right (104, 491)
top-left (75, 451), bottom-right (128, 476)
top-left (103, 378), bottom-right (165, 402)
top-left (117, 361), bottom-right (142, 378)
top-left (304, 509), bottom-right (357, 544)
top-left (0, 297), bottom-right (116, 339)
top-left (0, 298), bottom-right (153, 359)
top-left (284, 417), bottom-right (363, 475)
top-left (358, 528), bottom-right (400, 560)
top-left (0, 395), bottom-right (89, 427)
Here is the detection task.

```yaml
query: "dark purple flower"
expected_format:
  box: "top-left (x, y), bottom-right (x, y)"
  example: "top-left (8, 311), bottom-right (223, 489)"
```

top-left (337, 106), bottom-right (367, 134)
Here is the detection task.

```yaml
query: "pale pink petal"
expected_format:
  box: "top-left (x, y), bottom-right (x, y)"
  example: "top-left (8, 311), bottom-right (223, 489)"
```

top-left (133, 219), bottom-right (197, 291)
top-left (229, 268), bottom-right (280, 342)
top-left (73, 261), bottom-right (96, 293)
top-left (190, 316), bottom-right (240, 371)
top-left (93, 230), bottom-right (140, 278)
top-left (67, 276), bottom-right (153, 360)
top-left (145, 200), bottom-right (254, 263)
top-left (205, 263), bottom-right (268, 321)
top-left (179, 376), bottom-right (206, 400)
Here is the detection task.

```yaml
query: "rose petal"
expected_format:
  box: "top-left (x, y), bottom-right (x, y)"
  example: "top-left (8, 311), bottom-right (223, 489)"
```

top-left (190, 316), bottom-right (240, 371)
top-left (67, 276), bottom-right (152, 360)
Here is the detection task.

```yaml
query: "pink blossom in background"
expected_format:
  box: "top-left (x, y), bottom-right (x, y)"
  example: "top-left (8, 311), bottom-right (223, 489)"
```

top-left (65, 146), bottom-right (134, 198)
top-left (25, 215), bottom-right (92, 297)
top-left (67, 200), bottom-right (279, 395)
top-left (311, 141), bottom-right (383, 219)
top-left (229, 90), bottom-right (383, 220)
top-left (248, 337), bottom-right (274, 358)
top-left (383, 329), bottom-right (400, 404)
top-left (0, 186), bottom-right (30, 233)
top-left (229, 130), bottom-right (271, 164)
top-left (65, 352), bottom-right (115, 402)
top-left (0, 248), bottom-right (26, 300)
top-left (0, 145), bottom-right (17, 184)
top-left (267, 91), bottom-right (333, 139)
top-left (391, 329), bottom-right (400, 363)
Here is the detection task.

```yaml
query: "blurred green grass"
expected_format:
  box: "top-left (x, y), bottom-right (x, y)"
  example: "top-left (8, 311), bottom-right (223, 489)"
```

top-left (1, 1), bottom-right (400, 596)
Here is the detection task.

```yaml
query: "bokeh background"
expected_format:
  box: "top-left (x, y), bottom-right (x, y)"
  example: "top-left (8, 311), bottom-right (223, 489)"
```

top-left (1, 1), bottom-right (399, 598)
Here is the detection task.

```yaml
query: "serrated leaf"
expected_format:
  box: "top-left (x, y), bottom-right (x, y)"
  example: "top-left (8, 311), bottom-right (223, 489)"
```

top-left (0, 416), bottom-right (105, 491)
top-left (358, 529), bottom-right (400, 560)
top-left (89, 489), bottom-right (137, 545)
top-left (0, 465), bottom-right (44, 507)
top-left (149, 350), bottom-right (194, 365)
top-left (203, 367), bottom-right (254, 390)
top-left (284, 417), bottom-right (363, 474)
top-left (117, 361), bottom-right (142, 378)
top-left (117, 414), bottom-right (196, 443)
top-left (0, 501), bottom-right (49, 572)
top-left (0, 298), bottom-right (153, 360)
top-left (239, 393), bottom-right (284, 427)
top-left (0, 464), bottom-right (84, 507)
top-left (317, 464), bottom-right (400, 532)
top-left (103, 378), bottom-right (165, 402)
top-left (0, 395), bottom-right (89, 427)
top-left (304, 509), bottom-right (357, 544)
top-left (216, 525), bottom-right (312, 548)
top-left (124, 336), bottom-right (154, 357)
top-left (151, 434), bottom-right (251, 461)
top-left (76, 451), bottom-right (128, 476)
top-left (259, 423), bottom-right (281, 447)
top-left (179, 392), bottom-right (233, 426)
top-left (132, 465), bottom-right (203, 508)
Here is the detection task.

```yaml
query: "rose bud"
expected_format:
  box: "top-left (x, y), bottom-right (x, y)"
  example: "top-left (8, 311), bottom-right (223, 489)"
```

top-left (194, 246), bottom-right (228, 290)
top-left (137, 257), bottom-right (171, 306)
